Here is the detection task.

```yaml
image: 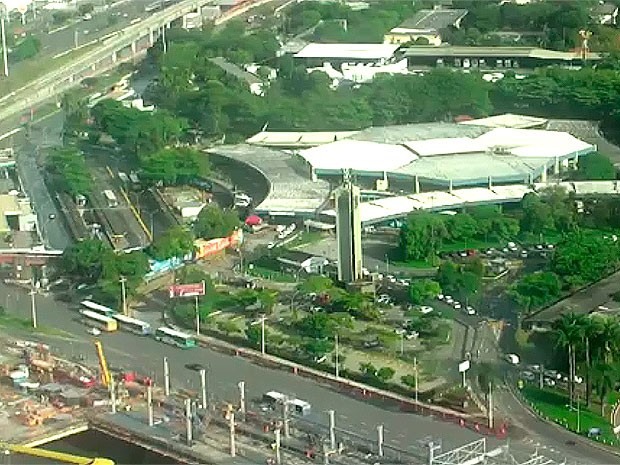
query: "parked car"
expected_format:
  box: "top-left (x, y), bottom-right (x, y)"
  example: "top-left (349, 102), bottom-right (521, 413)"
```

top-left (87, 327), bottom-right (101, 336)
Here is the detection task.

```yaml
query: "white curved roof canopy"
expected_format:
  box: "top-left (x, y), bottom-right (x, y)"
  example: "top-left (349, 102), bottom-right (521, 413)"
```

top-left (299, 140), bottom-right (418, 173)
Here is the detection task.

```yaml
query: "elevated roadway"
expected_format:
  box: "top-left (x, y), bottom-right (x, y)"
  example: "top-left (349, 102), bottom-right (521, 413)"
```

top-left (0, 0), bottom-right (217, 124)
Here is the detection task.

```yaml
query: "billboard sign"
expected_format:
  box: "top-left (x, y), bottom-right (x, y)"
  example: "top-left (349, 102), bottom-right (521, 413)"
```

top-left (169, 282), bottom-right (206, 298)
top-left (194, 229), bottom-right (244, 260)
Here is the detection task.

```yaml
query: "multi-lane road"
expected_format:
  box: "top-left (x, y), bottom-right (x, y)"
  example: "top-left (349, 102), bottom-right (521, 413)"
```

top-left (2, 280), bottom-right (619, 465)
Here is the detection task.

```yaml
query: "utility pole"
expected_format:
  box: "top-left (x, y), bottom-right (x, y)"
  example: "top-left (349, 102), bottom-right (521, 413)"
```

top-left (282, 398), bottom-right (290, 438)
top-left (577, 393), bottom-right (581, 433)
top-left (400, 331), bottom-right (404, 356)
top-left (109, 377), bottom-right (117, 414)
top-left (147, 384), bottom-right (154, 427)
top-left (328, 410), bottom-right (336, 451)
top-left (260, 314), bottom-right (266, 354)
top-left (74, 28), bottom-right (78, 49)
top-left (414, 356), bottom-right (419, 403)
top-left (274, 428), bottom-right (281, 465)
top-left (229, 412), bottom-right (236, 457)
top-left (185, 398), bottom-right (193, 446)
top-left (238, 381), bottom-right (246, 418)
top-left (334, 334), bottom-right (339, 378)
top-left (195, 295), bottom-right (200, 335)
top-left (1, 14), bottom-right (8, 77)
top-left (161, 25), bottom-right (167, 54)
top-left (119, 276), bottom-right (128, 316)
top-left (539, 365), bottom-right (544, 390)
top-left (29, 281), bottom-right (37, 329)
top-left (377, 424), bottom-right (384, 457)
top-left (163, 357), bottom-right (170, 396)
top-left (199, 368), bottom-right (207, 409)
top-left (487, 382), bottom-right (493, 429)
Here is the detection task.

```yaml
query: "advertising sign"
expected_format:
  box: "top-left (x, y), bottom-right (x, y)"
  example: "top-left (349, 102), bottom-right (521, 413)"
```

top-left (169, 282), bottom-right (206, 298)
top-left (458, 360), bottom-right (471, 373)
top-left (194, 229), bottom-right (244, 260)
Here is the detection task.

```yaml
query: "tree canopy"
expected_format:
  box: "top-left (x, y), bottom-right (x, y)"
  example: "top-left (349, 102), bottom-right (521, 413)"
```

top-left (194, 204), bottom-right (239, 240)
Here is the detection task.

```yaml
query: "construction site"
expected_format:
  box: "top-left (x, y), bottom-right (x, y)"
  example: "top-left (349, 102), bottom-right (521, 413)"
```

top-left (0, 335), bottom-right (571, 465)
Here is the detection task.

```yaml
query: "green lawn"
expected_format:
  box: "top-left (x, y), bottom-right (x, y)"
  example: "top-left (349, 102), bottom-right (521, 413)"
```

top-left (521, 385), bottom-right (618, 446)
top-left (0, 314), bottom-right (68, 337)
top-left (247, 266), bottom-right (298, 283)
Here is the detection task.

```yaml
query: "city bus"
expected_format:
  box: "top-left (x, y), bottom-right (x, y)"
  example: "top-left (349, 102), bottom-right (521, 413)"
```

top-left (80, 310), bottom-right (118, 332)
top-left (80, 300), bottom-right (116, 317)
top-left (103, 190), bottom-right (119, 208)
top-left (154, 327), bottom-right (196, 349)
top-left (112, 314), bottom-right (152, 336)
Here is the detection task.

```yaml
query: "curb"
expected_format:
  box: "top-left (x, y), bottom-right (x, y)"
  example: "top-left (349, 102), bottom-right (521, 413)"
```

top-left (507, 383), bottom-right (620, 459)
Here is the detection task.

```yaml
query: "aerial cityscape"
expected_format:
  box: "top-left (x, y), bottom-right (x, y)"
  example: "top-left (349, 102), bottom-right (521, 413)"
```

top-left (1, 0), bottom-right (620, 464)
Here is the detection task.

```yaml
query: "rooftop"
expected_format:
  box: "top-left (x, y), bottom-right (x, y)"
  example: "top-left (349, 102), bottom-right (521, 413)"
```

top-left (299, 126), bottom-right (596, 184)
top-left (206, 145), bottom-right (331, 215)
top-left (246, 131), bottom-right (359, 148)
top-left (209, 57), bottom-right (262, 85)
top-left (460, 113), bottom-right (548, 129)
top-left (402, 46), bottom-right (602, 61)
top-left (294, 43), bottom-right (400, 60)
top-left (396, 8), bottom-right (468, 31)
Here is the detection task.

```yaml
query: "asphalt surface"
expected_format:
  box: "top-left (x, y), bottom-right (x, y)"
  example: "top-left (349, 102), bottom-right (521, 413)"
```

top-left (14, 115), bottom-right (72, 251)
top-left (20, 0), bottom-right (165, 59)
top-left (3, 281), bottom-right (485, 455)
top-left (3, 281), bottom-right (620, 464)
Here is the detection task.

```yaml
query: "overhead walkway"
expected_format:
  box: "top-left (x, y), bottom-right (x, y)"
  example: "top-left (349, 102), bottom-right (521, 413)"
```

top-left (322, 181), bottom-right (620, 225)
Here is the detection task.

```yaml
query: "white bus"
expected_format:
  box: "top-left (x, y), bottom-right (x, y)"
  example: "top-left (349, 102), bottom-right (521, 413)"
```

top-left (112, 314), bottom-right (152, 336)
top-left (80, 300), bottom-right (116, 317)
top-left (103, 190), bottom-right (118, 208)
top-left (154, 327), bottom-right (196, 349)
top-left (80, 310), bottom-right (118, 332)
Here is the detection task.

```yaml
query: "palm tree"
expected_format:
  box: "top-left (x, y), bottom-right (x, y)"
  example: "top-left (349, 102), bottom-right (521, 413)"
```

top-left (554, 313), bottom-right (584, 406)
top-left (592, 362), bottom-right (617, 417)
top-left (580, 317), bottom-right (603, 407)
top-left (597, 318), bottom-right (620, 364)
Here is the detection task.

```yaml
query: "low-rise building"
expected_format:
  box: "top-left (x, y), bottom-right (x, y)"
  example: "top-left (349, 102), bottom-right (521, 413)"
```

top-left (294, 43), bottom-right (401, 67)
top-left (591, 2), bottom-right (619, 25)
top-left (0, 193), bottom-right (37, 234)
top-left (276, 250), bottom-right (328, 275)
top-left (384, 8), bottom-right (468, 46)
top-left (402, 46), bottom-right (601, 70)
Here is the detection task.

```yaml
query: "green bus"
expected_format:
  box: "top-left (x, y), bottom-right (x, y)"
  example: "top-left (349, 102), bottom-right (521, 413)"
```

top-left (154, 327), bottom-right (196, 349)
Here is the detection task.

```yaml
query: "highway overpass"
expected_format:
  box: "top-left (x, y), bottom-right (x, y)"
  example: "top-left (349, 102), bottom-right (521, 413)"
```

top-left (0, 0), bottom-right (217, 124)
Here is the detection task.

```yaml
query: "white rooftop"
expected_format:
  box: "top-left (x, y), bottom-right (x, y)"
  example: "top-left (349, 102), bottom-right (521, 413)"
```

top-left (246, 131), bottom-right (359, 147)
top-left (460, 113), bottom-right (548, 129)
top-left (294, 43), bottom-right (400, 60)
top-left (404, 137), bottom-right (487, 156)
top-left (300, 126), bottom-right (595, 183)
top-left (299, 140), bottom-right (417, 172)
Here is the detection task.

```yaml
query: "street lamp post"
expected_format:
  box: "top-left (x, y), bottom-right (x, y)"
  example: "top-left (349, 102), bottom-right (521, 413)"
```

top-left (1, 8), bottom-right (8, 77)
top-left (29, 280), bottom-right (37, 329)
top-left (334, 333), bottom-right (339, 378)
top-left (119, 276), bottom-right (128, 316)
top-left (195, 294), bottom-right (200, 336)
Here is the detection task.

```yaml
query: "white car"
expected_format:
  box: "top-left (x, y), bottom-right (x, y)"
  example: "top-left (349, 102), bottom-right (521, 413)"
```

top-left (544, 377), bottom-right (556, 387)
top-left (466, 306), bottom-right (476, 315)
top-left (87, 327), bottom-right (101, 336)
top-left (454, 303), bottom-right (462, 310)
top-left (420, 306), bottom-right (434, 314)
top-left (437, 294), bottom-right (444, 300)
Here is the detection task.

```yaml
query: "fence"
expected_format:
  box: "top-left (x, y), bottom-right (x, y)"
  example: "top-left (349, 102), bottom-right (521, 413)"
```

top-left (184, 328), bottom-right (509, 439)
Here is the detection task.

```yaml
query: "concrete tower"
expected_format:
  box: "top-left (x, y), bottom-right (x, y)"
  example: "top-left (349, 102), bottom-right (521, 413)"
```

top-left (335, 171), bottom-right (362, 283)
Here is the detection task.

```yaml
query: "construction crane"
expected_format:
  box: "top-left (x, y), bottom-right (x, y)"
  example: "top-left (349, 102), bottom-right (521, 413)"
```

top-left (1, 443), bottom-right (115, 465)
top-left (94, 340), bottom-right (111, 388)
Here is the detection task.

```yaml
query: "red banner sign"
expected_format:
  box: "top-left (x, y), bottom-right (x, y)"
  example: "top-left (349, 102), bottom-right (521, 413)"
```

top-left (169, 282), bottom-right (205, 298)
